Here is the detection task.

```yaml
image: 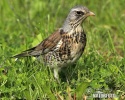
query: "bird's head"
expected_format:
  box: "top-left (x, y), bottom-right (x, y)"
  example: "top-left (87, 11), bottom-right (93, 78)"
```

top-left (62, 5), bottom-right (95, 32)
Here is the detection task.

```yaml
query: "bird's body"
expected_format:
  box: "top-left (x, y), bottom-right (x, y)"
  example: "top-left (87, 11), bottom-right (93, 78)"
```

top-left (43, 26), bottom-right (86, 68)
top-left (13, 6), bottom-right (95, 79)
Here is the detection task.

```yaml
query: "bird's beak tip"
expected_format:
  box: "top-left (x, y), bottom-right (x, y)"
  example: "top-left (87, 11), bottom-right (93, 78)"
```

top-left (88, 11), bottom-right (95, 16)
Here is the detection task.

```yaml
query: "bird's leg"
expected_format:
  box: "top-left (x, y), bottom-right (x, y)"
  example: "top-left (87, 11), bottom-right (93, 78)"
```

top-left (54, 68), bottom-right (60, 83)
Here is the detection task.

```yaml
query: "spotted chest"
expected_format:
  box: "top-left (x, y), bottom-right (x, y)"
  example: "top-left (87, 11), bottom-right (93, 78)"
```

top-left (71, 32), bottom-right (86, 62)
top-left (61, 31), bottom-right (86, 63)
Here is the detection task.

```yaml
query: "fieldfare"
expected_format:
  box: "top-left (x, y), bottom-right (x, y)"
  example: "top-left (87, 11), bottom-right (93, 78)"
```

top-left (13, 5), bottom-right (95, 80)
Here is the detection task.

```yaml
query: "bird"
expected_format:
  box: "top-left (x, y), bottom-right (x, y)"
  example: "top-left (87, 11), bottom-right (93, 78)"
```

top-left (13, 5), bottom-right (95, 80)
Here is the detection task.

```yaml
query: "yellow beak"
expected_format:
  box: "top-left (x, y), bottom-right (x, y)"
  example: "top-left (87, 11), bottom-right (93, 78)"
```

top-left (88, 11), bottom-right (95, 16)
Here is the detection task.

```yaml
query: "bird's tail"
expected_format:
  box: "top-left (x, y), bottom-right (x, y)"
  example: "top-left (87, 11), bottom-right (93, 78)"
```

top-left (12, 47), bottom-right (36, 58)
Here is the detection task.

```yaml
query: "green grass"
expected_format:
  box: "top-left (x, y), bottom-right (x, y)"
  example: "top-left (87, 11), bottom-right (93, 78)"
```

top-left (0, 0), bottom-right (125, 99)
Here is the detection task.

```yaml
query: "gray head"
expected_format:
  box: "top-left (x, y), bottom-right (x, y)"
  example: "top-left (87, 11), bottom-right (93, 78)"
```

top-left (62, 5), bottom-right (95, 32)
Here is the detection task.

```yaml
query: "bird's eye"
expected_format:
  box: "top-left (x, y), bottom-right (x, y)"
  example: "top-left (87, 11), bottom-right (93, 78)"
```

top-left (76, 11), bottom-right (84, 15)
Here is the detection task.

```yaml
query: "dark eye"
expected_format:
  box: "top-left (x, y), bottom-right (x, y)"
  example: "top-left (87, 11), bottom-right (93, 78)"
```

top-left (76, 11), bottom-right (84, 15)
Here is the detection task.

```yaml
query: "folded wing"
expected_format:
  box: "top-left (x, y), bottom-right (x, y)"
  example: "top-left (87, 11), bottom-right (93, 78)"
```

top-left (13, 30), bottom-right (62, 58)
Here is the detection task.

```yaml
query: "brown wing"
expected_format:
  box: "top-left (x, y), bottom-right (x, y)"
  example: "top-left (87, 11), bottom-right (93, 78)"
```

top-left (13, 29), bottom-right (62, 58)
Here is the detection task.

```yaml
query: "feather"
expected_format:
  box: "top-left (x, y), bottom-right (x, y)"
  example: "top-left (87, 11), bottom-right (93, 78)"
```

top-left (13, 29), bottom-right (63, 58)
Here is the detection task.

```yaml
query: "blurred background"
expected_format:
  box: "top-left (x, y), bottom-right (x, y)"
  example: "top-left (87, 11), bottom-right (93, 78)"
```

top-left (0, 0), bottom-right (125, 57)
top-left (0, 0), bottom-right (125, 58)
